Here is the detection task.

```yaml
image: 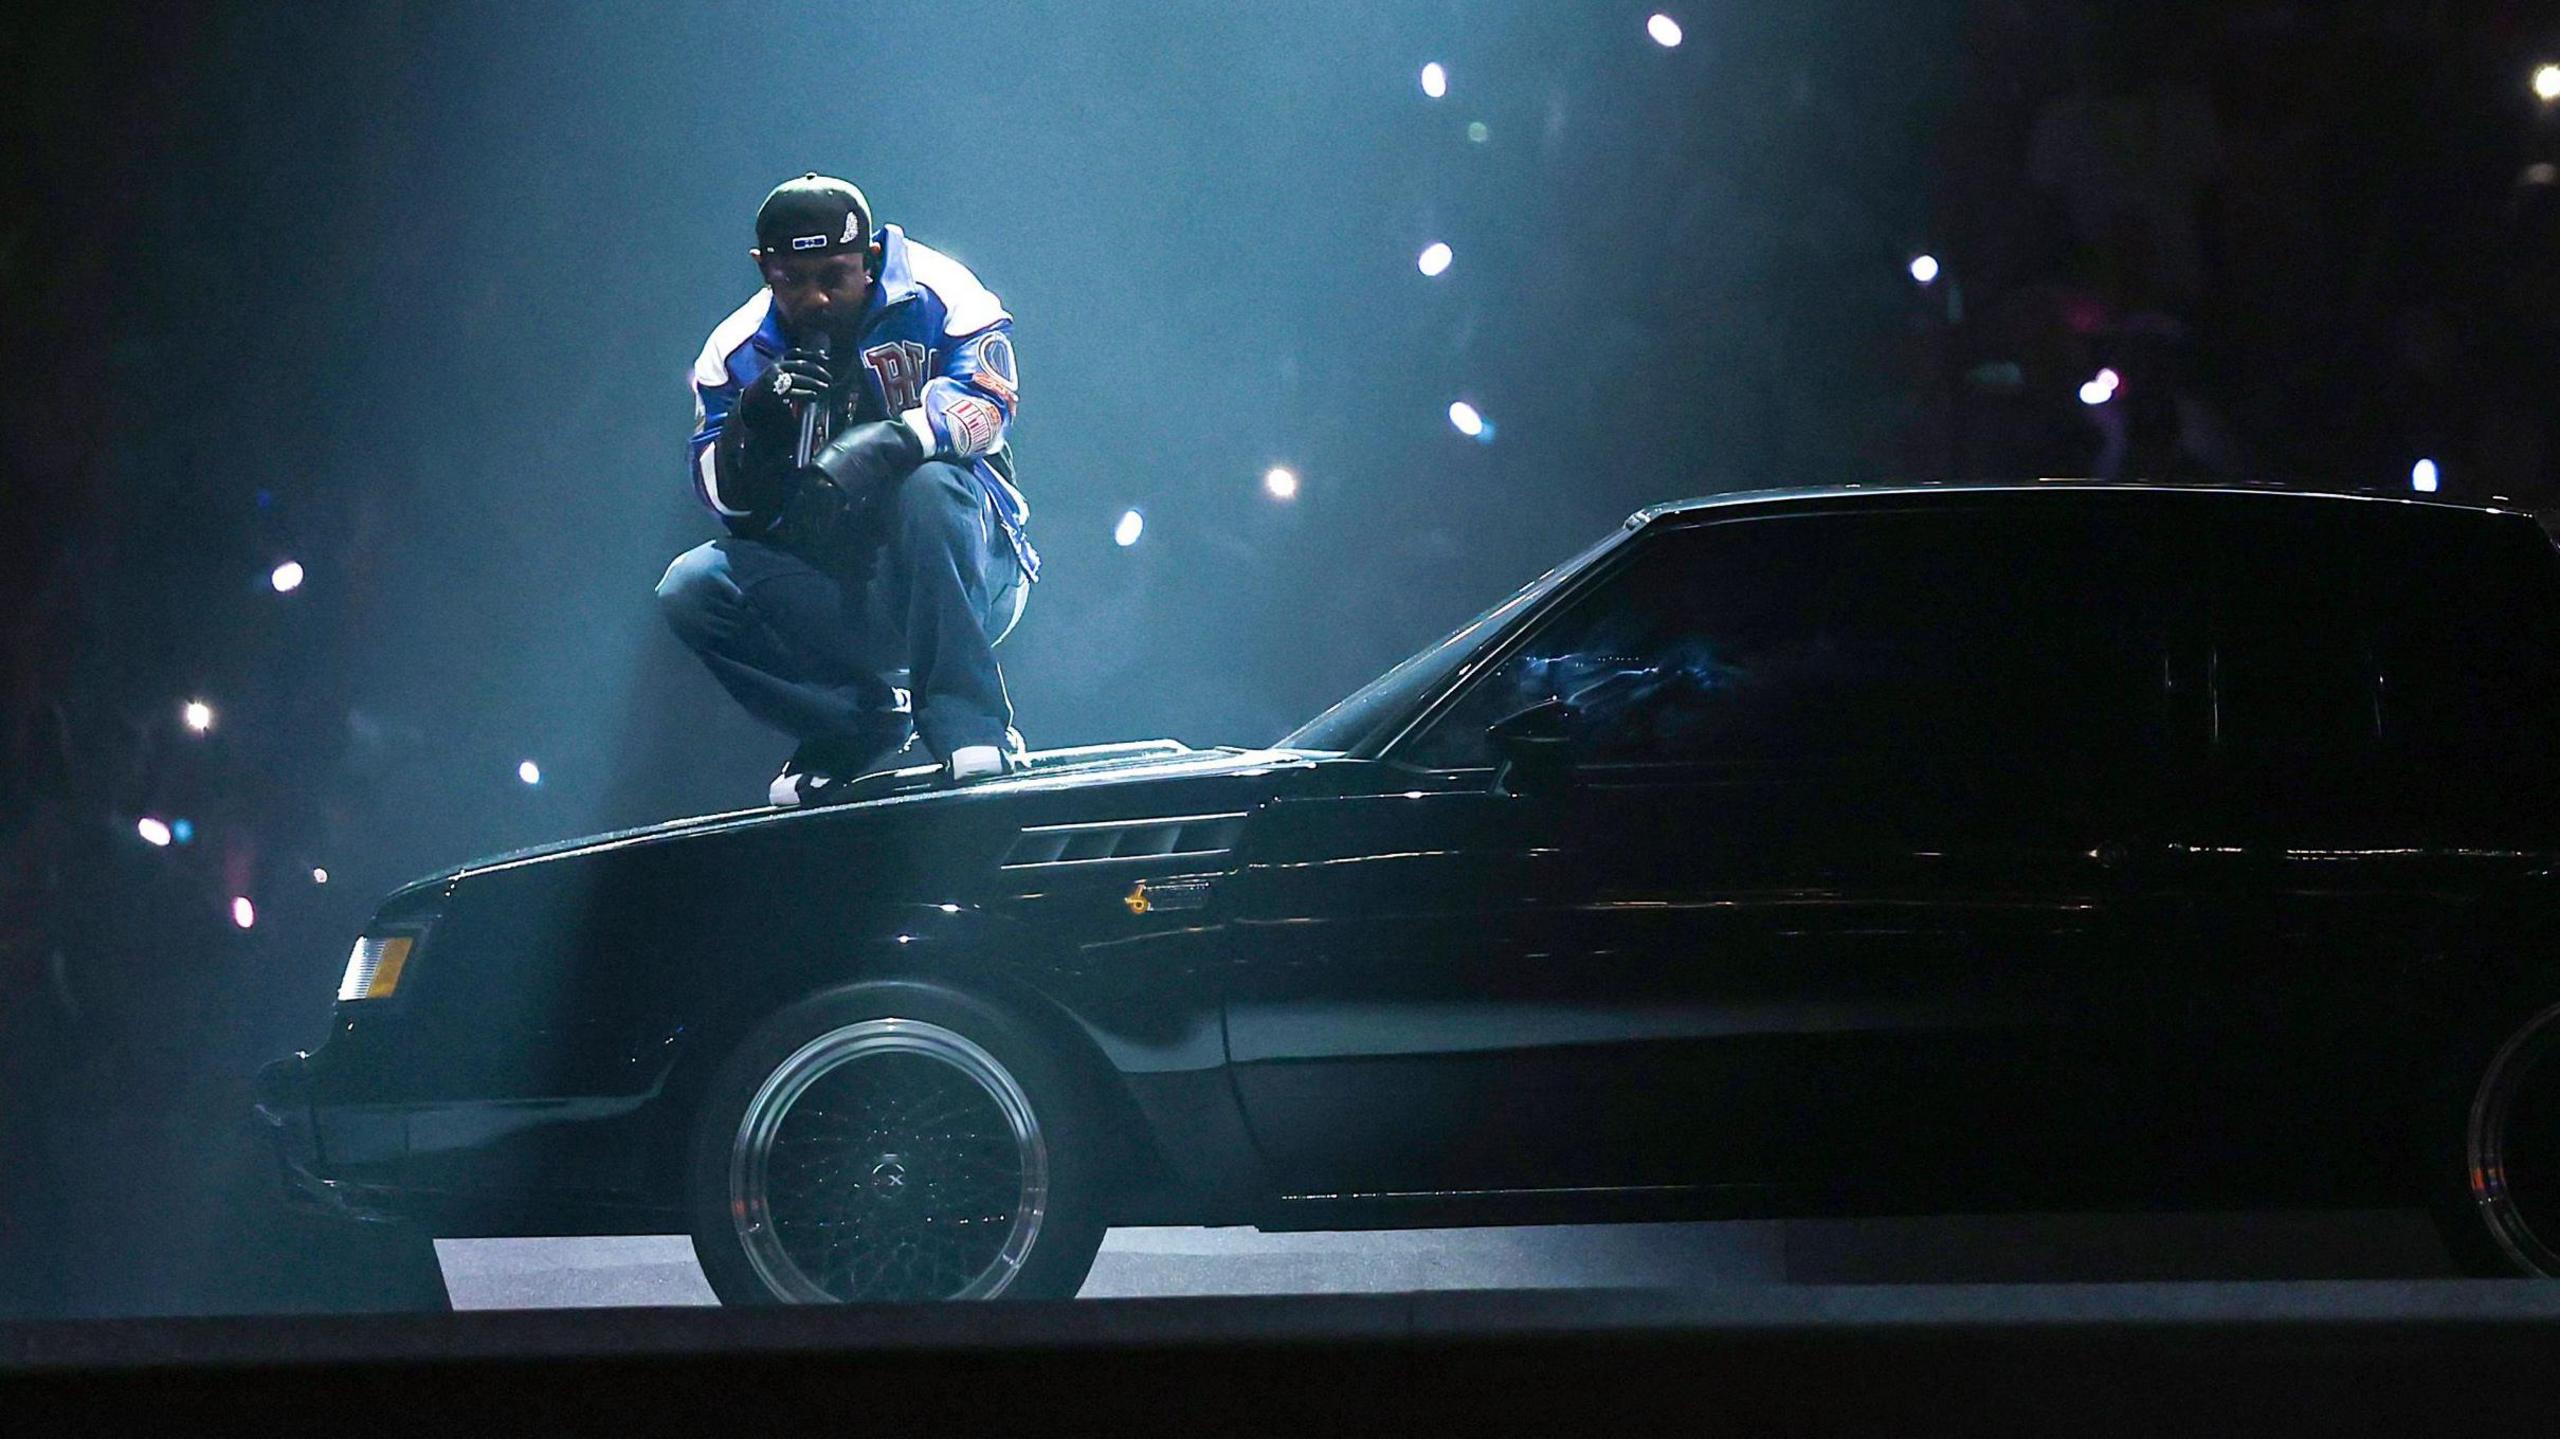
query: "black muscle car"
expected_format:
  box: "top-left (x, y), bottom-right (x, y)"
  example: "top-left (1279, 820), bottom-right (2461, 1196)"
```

top-left (258, 483), bottom-right (2560, 1301)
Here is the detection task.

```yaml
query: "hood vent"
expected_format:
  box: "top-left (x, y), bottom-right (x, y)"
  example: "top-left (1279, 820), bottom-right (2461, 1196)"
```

top-left (1001, 811), bottom-right (1248, 870)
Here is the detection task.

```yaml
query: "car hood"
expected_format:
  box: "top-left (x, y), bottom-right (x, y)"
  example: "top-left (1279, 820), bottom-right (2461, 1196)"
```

top-left (380, 741), bottom-right (1329, 905)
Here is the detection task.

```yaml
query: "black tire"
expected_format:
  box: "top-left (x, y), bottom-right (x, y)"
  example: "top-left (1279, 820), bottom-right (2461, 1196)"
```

top-left (2426, 998), bottom-right (2560, 1278)
top-left (684, 982), bottom-right (1109, 1303)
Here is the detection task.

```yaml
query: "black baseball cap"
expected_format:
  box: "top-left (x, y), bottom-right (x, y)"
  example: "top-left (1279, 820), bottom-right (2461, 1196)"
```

top-left (753, 173), bottom-right (873, 258)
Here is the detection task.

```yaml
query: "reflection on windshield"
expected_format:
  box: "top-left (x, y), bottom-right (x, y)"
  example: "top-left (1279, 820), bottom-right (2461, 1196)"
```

top-left (1277, 530), bottom-right (1625, 753)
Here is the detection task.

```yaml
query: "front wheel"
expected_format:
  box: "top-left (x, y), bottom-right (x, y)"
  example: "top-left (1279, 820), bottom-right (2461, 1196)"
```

top-left (2431, 1000), bottom-right (2560, 1277)
top-left (685, 986), bottom-right (1108, 1303)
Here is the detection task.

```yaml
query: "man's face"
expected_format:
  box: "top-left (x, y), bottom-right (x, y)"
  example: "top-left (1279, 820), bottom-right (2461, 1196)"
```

top-left (757, 247), bottom-right (873, 339)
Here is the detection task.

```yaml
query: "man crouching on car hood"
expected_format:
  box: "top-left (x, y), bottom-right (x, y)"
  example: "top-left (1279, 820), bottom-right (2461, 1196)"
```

top-left (656, 172), bottom-right (1038, 805)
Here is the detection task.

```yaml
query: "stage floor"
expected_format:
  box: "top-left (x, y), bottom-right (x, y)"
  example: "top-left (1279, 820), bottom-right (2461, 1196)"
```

top-left (433, 1210), bottom-right (2460, 1308)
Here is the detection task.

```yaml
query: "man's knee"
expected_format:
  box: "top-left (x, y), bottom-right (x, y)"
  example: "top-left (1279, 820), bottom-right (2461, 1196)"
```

top-left (891, 460), bottom-right (980, 534)
top-left (654, 541), bottom-right (736, 650)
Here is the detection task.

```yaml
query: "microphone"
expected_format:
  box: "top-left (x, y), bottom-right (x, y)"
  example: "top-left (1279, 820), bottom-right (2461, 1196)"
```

top-left (792, 331), bottom-right (833, 469)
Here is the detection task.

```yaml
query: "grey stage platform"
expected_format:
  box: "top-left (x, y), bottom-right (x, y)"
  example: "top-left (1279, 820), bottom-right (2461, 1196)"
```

top-left (434, 1210), bottom-right (2459, 1309)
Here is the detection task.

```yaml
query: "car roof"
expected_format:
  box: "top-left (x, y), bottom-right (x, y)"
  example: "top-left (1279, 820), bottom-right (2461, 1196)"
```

top-left (1628, 480), bottom-right (2533, 530)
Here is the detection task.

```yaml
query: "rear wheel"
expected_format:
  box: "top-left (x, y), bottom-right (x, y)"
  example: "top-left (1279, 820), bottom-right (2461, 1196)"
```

top-left (686, 986), bottom-right (1108, 1303)
top-left (2432, 1000), bottom-right (2560, 1277)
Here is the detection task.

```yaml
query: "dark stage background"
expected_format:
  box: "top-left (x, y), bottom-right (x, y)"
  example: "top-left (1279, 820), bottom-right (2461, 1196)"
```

top-left (6, 0), bottom-right (2560, 1316)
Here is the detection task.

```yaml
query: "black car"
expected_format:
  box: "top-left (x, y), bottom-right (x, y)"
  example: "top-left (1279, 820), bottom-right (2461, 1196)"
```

top-left (258, 483), bottom-right (2560, 1301)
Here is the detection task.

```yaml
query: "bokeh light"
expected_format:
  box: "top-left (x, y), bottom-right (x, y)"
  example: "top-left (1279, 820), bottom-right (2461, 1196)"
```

top-left (269, 560), bottom-right (304, 593)
top-left (137, 817), bottom-right (172, 848)
top-left (517, 759), bottom-right (542, 785)
top-left (1263, 466), bottom-right (1300, 501)
top-left (2535, 63), bottom-right (2560, 102)
top-left (1908, 253), bottom-right (1940, 285)
top-left (1449, 401), bottom-right (1486, 437)
top-left (1420, 62), bottom-right (1447, 99)
top-left (2413, 457), bottom-right (2441, 493)
top-left (1647, 14), bottom-right (1684, 48)
top-left (312, 867), bottom-right (330, 885)
top-left (182, 699), bottom-right (214, 733)
top-left (1418, 242), bottom-right (1453, 277)
top-left (231, 896), bottom-right (256, 930)
top-left (1114, 509), bottom-right (1145, 547)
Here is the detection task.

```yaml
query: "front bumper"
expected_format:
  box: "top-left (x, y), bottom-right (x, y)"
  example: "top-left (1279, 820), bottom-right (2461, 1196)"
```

top-left (252, 1052), bottom-right (410, 1225)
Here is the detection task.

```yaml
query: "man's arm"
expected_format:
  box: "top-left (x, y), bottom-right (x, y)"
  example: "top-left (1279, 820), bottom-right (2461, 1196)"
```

top-left (690, 345), bottom-right (831, 538)
top-left (899, 323), bottom-right (1019, 461)
top-left (802, 321), bottom-right (1021, 509)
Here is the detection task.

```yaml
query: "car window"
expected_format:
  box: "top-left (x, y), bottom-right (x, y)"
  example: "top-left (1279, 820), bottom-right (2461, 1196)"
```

top-left (2207, 504), bottom-right (2560, 773)
top-left (1397, 508), bottom-right (2181, 771)
top-left (1279, 529), bottom-right (1627, 753)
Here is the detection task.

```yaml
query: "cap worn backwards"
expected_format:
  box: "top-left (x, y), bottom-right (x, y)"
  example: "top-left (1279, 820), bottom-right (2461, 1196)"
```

top-left (754, 172), bottom-right (873, 257)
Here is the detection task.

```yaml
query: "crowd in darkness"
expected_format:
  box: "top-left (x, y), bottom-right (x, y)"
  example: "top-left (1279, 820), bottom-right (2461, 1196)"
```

top-left (1911, 0), bottom-right (2560, 510)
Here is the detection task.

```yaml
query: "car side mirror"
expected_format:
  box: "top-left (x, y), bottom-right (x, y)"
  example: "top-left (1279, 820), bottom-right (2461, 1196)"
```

top-left (1487, 698), bottom-right (1575, 798)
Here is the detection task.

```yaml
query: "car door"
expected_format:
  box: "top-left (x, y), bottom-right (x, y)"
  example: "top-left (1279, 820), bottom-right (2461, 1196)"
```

top-left (1223, 498), bottom-right (2204, 1202)
top-left (2143, 502), bottom-right (2560, 1193)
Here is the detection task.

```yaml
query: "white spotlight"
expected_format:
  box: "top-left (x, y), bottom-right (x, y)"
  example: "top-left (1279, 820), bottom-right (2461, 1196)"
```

top-left (231, 896), bottom-right (257, 930)
top-left (1420, 62), bottom-right (1447, 99)
top-left (2536, 63), bottom-right (2560, 102)
top-left (270, 560), bottom-right (305, 593)
top-left (1114, 509), bottom-right (1145, 547)
top-left (1647, 13), bottom-right (1684, 48)
top-left (1448, 401), bottom-right (1486, 437)
top-left (312, 867), bottom-right (330, 885)
top-left (182, 700), bottom-right (214, 733)
top-left (1908, 253), bottom-right (1940, 285)
top-left (1263, 466), bottom-right (1300, 501)
top-left (517, 759), bottom-right (542, 785)
top-left (1418, 242), bottom-right (1453, 277)
top-left (137, 817), bottom-right (173, 848)
top-left (2413, 458), bottom-right (2441, 493)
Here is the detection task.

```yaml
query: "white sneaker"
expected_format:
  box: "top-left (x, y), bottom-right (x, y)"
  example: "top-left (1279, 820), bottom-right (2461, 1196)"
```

top-left (769, 733), bottom-right (919, 807)
top-left (942, 728), bottom-right (1028, 785)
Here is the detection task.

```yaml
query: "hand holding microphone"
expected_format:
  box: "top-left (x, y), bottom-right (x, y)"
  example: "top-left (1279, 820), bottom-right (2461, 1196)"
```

top-left (739, 332), bottom-right (835, 432)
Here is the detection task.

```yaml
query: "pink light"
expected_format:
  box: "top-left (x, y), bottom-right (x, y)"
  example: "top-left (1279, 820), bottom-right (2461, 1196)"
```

top-left (231, 896), bottom-right (257, 930)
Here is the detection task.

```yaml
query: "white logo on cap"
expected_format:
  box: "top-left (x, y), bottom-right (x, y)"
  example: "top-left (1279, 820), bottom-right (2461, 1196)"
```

top-left (840, 212), bottom-right (861, 244)
top-left (791, 234), bottom-right (826, 251)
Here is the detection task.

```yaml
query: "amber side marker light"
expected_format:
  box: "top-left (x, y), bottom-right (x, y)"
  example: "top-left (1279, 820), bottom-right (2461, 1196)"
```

top-left (336, 934), bottom-right (415, 1002)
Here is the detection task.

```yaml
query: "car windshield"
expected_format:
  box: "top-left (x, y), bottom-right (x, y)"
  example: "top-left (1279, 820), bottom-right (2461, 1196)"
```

top-left (1279, 529), bottom-right (1625, 753)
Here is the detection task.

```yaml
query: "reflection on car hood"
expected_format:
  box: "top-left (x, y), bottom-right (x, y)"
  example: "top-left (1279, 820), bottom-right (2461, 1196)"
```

top-left (384, 742), bottom-right (1318, 902)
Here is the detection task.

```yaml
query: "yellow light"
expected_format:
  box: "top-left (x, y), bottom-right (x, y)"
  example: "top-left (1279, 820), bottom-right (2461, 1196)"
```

top-left (365, 936), bottom-right (413, 998)
top-left (338, 933), bottom-right (416, 1001)
top-left (2538, 63), bottom-right (2560, 102)
top-left (1124, 881), bottom-right (1152, 915)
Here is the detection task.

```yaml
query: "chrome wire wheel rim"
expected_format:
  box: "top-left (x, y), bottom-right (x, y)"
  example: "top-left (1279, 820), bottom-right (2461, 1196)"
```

top-left (2467, 1001), bottom-right (2560, 1277)
top-left (730, 1018), bottom-right (1048, 1301)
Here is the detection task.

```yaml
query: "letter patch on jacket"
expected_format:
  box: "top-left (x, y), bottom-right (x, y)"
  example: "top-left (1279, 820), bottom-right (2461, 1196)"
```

top-left (862, 340), bottom-right (929, 414)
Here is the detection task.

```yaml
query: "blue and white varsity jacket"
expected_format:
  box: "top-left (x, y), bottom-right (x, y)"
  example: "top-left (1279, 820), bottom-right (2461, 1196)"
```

top-left (688, 224), bottom-right (1037, 579)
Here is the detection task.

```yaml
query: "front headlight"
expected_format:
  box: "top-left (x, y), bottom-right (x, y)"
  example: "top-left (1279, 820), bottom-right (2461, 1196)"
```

top-left (336, 932), bottom-right (417, 1002)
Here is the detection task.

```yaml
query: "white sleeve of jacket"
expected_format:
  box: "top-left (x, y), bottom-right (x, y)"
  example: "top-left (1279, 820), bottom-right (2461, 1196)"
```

top-left (900, 323), bottom-right (1018, 460)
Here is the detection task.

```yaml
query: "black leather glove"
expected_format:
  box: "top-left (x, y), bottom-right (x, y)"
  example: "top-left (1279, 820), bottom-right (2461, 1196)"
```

top-left (769, 470), bottom-right (852, 554)
top-left (735, 345), bottom-right (835, 432)
top-left (804, 418), bottom-right (927, 508)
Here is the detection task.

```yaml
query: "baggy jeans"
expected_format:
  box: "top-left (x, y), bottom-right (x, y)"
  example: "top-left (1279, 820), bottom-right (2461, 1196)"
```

top-left (654, 460), bottom-right (1027, 762)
